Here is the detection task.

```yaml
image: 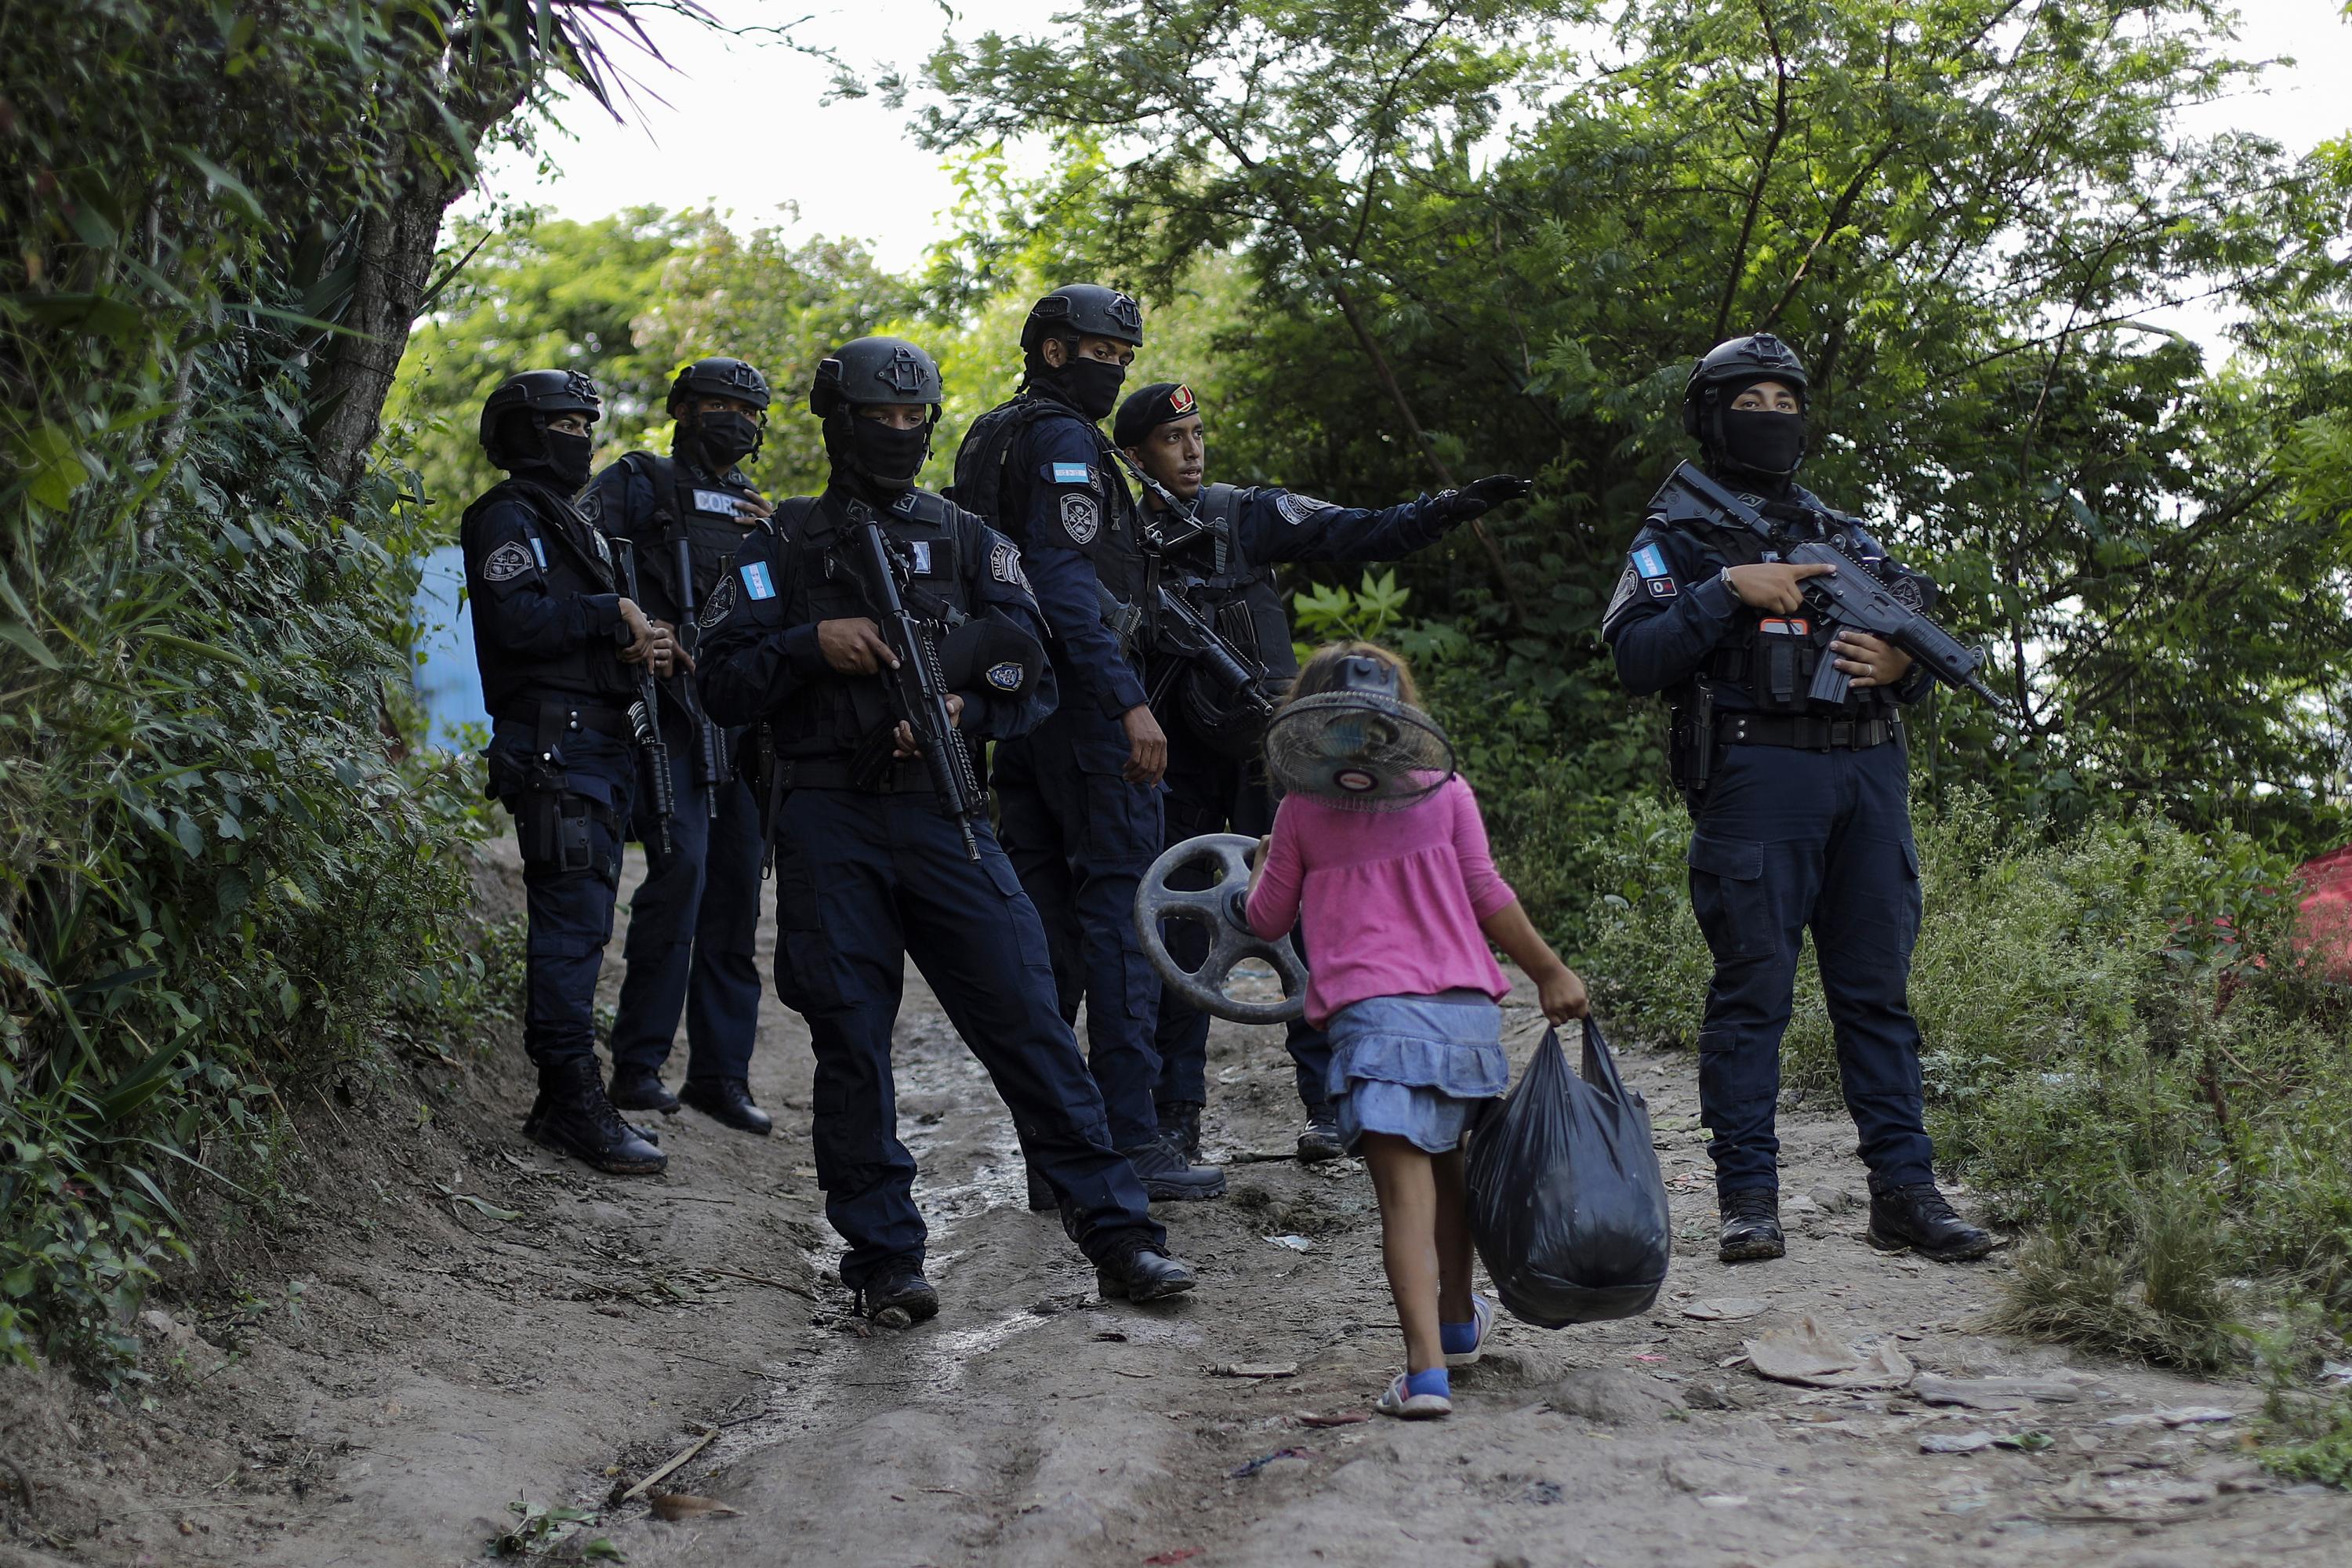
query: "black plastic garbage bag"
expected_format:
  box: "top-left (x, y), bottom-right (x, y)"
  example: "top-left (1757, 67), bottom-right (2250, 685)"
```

top-left (1465, 1017), bottom-right (1671, 1327)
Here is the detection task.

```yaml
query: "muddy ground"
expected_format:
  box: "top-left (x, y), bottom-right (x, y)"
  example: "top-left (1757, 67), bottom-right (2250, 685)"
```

top-left (4, 840), bottom-right (2350, 1568)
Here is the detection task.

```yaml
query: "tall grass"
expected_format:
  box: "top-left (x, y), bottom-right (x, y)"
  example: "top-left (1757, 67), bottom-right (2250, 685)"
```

top-left (1568, 789), bottom-right (2349, 1369)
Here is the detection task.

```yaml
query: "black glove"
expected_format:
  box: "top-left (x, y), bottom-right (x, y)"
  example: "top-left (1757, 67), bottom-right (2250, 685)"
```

top-left (1441, 473), bottom-right (1534, 522)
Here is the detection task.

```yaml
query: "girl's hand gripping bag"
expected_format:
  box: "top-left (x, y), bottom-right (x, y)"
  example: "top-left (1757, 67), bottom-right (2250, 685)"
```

top-left (1465, 1017), bottom-right (1671, 1327)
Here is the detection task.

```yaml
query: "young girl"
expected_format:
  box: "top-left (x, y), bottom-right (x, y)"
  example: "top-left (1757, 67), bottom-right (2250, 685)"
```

top-left (1247, 642), bottom-right (1588, 1419)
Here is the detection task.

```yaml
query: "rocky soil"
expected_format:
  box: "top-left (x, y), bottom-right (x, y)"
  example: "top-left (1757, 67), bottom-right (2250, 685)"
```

top-left (3, 841), bottom-right (2348, 1568)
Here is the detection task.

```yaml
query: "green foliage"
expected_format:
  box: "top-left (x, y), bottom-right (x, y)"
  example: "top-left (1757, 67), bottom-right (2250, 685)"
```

top-left (2265, 1396), bottom-right (2352, 1490)
top-left (905, 0), bottom-right (2352, 855)
top-left (2, 0), bottom-right (628, 1375)
top-left (1570, 789), bottom-right (2351, 1367)
top-left (385, 207), bottom-right (714, 514)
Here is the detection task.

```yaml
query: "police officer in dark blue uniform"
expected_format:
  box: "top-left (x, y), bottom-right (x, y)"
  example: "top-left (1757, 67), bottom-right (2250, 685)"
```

top-left (950, 287), bottom-right (1224, 1202)
top-left (1112, 382), bottom-right (1532, 1164)
top-left (1603, 332), bottom-right (1994, 1265)
top-left (586, 358), bottom-right (775, 1135)
top-left (699, 336), bottom-right (1196, 1322)
top-left (463, 370), bottom-right (671, 1175)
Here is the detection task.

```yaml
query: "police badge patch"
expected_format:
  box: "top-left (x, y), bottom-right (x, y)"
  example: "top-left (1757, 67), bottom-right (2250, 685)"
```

top-left (1274, 492), bottom-right (1334, 526)
top-left (1061, 492), bottom-right (1100, 546)
top-left (482, 541), bottom-right (535, 583)
top-left (1889, 574), bottom-right (1927, 611)
top-left (698, 574), bottom-right (738, 628)
top-left (989, 539), bottom-right (1029, 590)
top-left (985, 660), bottom-right (1024, 691)
top-left (1603, 562), bottom-right (1639, 626)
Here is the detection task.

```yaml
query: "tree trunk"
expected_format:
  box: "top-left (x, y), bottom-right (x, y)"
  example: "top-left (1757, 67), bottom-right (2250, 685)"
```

top-left (310, 64), bottom-right (530, 503)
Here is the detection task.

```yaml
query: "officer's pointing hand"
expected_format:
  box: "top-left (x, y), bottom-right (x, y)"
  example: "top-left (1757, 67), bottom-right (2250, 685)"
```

top-left (818, 617), bottom-right (899, 675)
top-left (1446, 474), bottom-right (1534, 521)
top-left (618, 597), bottom-right (660, 666)
top-left (1120, 702), bottom-right (1168, 788)
top-left (1725, 561), bottom-right (1835, 615)
top-left (1831, 630), bottom-right (1915, 690)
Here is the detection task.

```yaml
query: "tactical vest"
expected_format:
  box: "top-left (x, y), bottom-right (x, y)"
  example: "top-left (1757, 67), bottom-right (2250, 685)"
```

top-left (615, 452), bottom-right (762, 613)
top-left (765, 488), bottom-right (975, 763)
top-left (952, 391), bottom-right (1147, 604)
top-left (461, 477), bottom-right (634, 716)
top-left (1181, 485), bottom-right (1302, 684)
top-left (1670, 493), bottom-right (1899, 719)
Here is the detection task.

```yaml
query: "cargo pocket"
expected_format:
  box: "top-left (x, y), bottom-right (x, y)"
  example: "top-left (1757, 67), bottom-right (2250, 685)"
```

top-left (770, 836), bottom-right (840, 1013)
top-left (1686, 832), bottom-right (1773, 960)
top-left (979, 846), bottom-right (1058, 981)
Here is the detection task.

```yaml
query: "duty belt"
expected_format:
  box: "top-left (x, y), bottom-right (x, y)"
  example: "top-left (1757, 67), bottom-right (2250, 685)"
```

top-left (1716, 713), bottom-right (1897, 752)
top-left (772, 757), bottom-right (938, 795)
top-left (496, 701), bottom-right (633, 743)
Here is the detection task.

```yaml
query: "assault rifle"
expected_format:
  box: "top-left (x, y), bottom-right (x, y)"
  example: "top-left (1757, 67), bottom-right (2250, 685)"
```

top-left (1658, 463), bottom-right (2002, 706)
top-left (1100, 445), bottom-right (1278, 722)
top-left (613, 540), bottom-right (680, 863)
top-left (654, 465), bottom-right (729, 810)
top-left (831, 503), bottom-right (988, 862)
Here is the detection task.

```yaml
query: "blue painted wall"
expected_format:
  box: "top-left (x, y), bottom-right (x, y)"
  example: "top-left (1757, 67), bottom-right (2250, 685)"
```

top-left (410, 543), bottom-right (488, 745)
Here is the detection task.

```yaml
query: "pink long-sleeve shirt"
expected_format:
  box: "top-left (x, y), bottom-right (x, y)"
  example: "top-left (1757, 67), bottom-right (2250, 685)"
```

top-left (1244, 775), bottom-right (1519, 1027)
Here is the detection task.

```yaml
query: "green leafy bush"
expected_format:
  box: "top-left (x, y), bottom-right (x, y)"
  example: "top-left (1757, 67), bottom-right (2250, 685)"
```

top-left (2, 0), bottom-right (612, 1377)
top-left (1572, 789), bottom-right (2350, 1367)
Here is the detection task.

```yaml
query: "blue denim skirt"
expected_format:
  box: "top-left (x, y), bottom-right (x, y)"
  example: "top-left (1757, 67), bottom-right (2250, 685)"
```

top-left (1325, 989), bottom-right (1508, 1155)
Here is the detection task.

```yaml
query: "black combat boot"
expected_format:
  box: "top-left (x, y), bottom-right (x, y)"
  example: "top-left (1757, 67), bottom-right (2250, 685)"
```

top-left (1718, 1189), bottom-right (1784, 1262)
top-left (679, 1078), bottom-right (772, 1136)
top-left (1296, 1110), bottom-right (1345, 1164)
top-left (857, 1258), bottom-right (939, 1328)
top-left (1867, 1181), bottom-right (1997, 1261)
top-left (608, 1069), bottom-right (681, 1114)
top-left (1159, 1101), bottom-right (1205, 1163)
top-left (1121, 1138), bottom-right (1226, 1202)
top-left (1097, 1234), bottom-right (1198, 1303)
top-left (530, 1061), bottom-right (667, 1175)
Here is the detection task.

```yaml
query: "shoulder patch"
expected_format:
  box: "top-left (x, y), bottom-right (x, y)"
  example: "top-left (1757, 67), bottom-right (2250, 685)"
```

top-left (1632, 543), bottom-right (1671, 579)
top-left (576, 488), bottom-right (602, 526)
top-left (1888, 574), bottom-right (1926, 610)
top-left (1061, 492), bottom-right (1100, 546)
top-left (1274, 491), bottom-right (1334, 525)
top-left (985, 660), bottom-right (1025, 691)
top-left (989, 539), bottom-right (1030, 591)
top-left (1603, 562), bottom-right (1639, 626)
top-left (739, 560), bottom-right (776, 601)
top-left (1049, 461), bottom-right (1094, 488)
top-left (698, 574), bottom-right (739, 628)
top-left (482, 540), bottom-right (536, 583)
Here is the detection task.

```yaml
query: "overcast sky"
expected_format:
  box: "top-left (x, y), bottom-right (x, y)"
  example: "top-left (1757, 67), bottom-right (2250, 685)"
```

top-left (475, 1), bottom-right (2352, 290)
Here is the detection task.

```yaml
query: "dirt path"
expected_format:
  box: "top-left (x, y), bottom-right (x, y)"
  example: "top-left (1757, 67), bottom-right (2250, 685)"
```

top-left (5, 843), bottom-right (2350, 1568)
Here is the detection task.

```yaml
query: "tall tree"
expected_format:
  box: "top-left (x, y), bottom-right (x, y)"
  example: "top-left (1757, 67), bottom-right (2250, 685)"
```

top-left (904, 0), bottom-right (2352, 846)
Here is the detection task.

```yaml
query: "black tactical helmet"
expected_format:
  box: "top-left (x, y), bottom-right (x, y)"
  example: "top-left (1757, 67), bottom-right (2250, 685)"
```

top-left (479, 369), bottom-right (600, 468)
top-left (667, 356), bottom-right (772, 414)
top-left (809, 336), bottom-right (945, 419)
top-left (1681, 332), bottom-right (1809, 439)
top-left (1019, 283), bottom-right (1145, 356)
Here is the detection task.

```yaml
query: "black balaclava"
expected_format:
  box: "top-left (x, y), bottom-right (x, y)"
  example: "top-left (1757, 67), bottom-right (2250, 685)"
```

top-left (825, 412), bottom-right (931, 495)
top-left (1718, 408), bottom-right (1806, 479)
top-left (1709, 378), bottom-right (1806, 483)
top-left (500, 411), bottom-right (593, 490)
top-left (685, 409), bottom-right (760, 472)
top-left (543, 430), bottom-right (594, 490)
top-left (1030, 339), bottom-right (1125, 423)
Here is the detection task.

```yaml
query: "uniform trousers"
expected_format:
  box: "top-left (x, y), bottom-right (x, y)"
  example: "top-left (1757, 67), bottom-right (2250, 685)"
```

top-left (1683, 735), bottom-right (1935, 1196)
top-left (768, 786), bottom-right (1164, 1287)
top-left (610, 702), bottom-right (762, 1085)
